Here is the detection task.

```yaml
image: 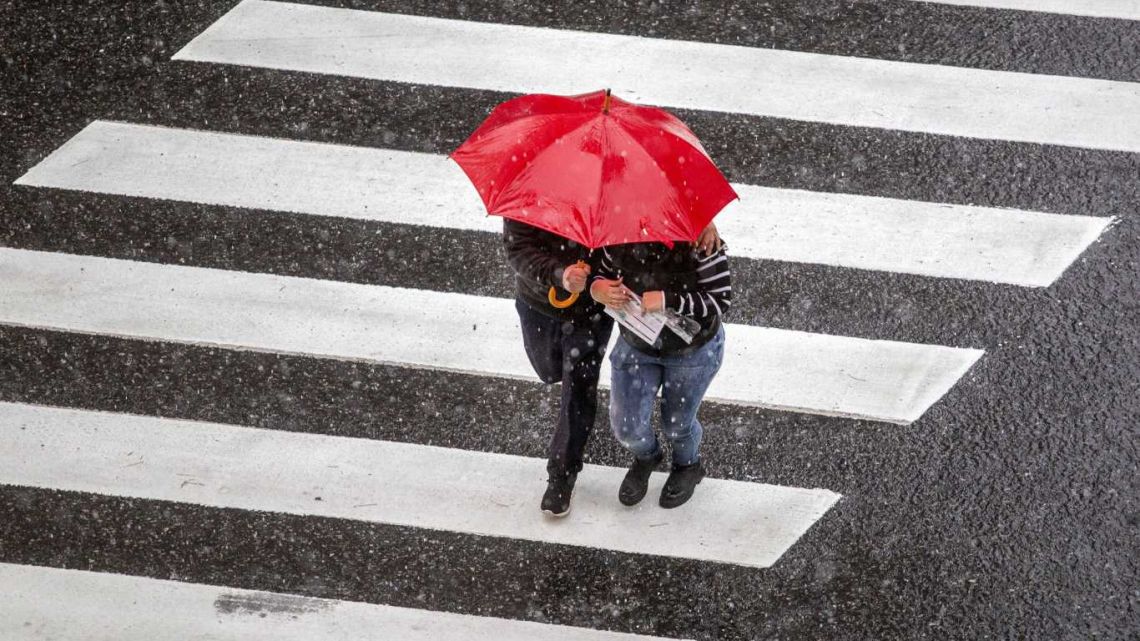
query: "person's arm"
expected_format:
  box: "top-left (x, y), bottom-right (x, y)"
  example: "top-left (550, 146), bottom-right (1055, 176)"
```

top-left (588, 247), bottom-right (630, 308)
top-left (502, 219), bottom-right (568, 288)
top-left (645, 245), bottom-right (732, 318)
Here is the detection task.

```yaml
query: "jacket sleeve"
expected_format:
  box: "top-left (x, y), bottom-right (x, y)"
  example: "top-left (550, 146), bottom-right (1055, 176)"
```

top-left (590, 247), bottom-right (619, 282)
top-left (664, 244), bottom-right (733, 319)
top-left (502, 219), bottom-right (566, 288)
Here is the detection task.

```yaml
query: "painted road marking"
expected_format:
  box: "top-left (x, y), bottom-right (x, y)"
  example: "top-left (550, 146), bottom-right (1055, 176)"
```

top-left (172, 0), bottom-right (1140, 153)
top-left (910, 0), bottom-right (1140, 21)
top-left (0, 402), bottom-right (841, 568)
top-left (0, 563), bottom-right (693, 640)
top-left (0, 248), bottom-right (982, 423)
top-left (15, 121), bottom-right (1114, 286)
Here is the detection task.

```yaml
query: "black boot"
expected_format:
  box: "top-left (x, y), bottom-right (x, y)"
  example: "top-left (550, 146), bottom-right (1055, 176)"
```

top-left (619, 450), bottom-right (665, 506)
top-left (541, 471), bottom-right (577, 517)
top-left (660, 460), bottom-right (705, 509)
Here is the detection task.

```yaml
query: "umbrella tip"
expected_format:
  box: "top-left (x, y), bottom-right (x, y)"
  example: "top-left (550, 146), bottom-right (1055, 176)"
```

top-left (603, 88), bottom-right (611, 114)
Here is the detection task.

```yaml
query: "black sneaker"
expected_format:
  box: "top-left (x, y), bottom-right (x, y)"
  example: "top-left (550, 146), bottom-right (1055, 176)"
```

top-left (660, 461), bottom-right (705, 509)
top-left (619, 450), bottom-right (665, 506)
top-left (541, 472), bottom-right (577, 517)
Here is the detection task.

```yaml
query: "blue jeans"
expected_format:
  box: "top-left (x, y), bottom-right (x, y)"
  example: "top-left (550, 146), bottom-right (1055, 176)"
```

top-left (608, 326), bottom-right (725, 466)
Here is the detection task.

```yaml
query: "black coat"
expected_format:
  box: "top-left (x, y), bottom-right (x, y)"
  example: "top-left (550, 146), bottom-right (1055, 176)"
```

top-left (502, 219), bottom-right (605, 320)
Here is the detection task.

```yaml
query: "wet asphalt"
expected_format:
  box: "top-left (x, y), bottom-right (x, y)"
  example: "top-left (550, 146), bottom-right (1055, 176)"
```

top-left (1, 1), bottom-right (1138, 639)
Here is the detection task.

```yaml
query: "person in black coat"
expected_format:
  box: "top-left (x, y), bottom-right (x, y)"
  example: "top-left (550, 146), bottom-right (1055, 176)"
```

top-left (503, 219), bottom-right (611, 517)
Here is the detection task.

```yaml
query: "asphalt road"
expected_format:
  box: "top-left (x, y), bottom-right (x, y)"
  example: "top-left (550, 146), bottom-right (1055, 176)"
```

top-left (1, 1), bottom-right (1137, 639)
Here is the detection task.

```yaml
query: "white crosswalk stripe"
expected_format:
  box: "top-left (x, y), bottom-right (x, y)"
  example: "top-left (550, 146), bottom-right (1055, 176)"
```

top-left (909, 0), bottom-right (1140, 21)
top-left (173, 0), bottom-right (1140, 152)
top-left (0, 402), bottom-right (840, 568)
top-left (1, 563), bottom-right (690, 640)
top-left (0, 247), bottom-right (982, 424)
top-left (16, 120), bottom-right (1113, 286)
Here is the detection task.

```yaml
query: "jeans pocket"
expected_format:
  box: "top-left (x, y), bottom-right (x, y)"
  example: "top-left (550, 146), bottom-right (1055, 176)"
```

top-left (609, 338), bottom-right (644, 371)
top-left (673, 334), bottom-right (723, 373)
top-left (707, 326), bottom-right (726, 370)
top-left (608, 337), bottom-right (627, 367)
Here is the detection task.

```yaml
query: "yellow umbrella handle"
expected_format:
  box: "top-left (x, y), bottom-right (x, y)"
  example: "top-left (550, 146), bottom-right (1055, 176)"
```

top-left (548, 288), bottom-right (579, 308)
top-left (549, 260), bottom-right (588, 309)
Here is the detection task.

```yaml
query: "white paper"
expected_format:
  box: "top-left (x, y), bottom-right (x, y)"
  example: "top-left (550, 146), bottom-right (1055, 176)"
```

top-left (604, 289), bottom-right (666, 345)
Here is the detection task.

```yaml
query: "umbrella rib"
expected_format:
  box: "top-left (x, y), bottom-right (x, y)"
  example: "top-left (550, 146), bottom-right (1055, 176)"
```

top-left (479, 113), bottom-right (596, 214)
top-left (619, 123), bottom-right (694, 241)
top-left (623, 110), bottom-right (716, 161)
top-left (589, 116), bottom-right (610, 249)
top-left (622, 117), bottom-right (739, 240)
top-left (500, 114), bottom-right (600, 213)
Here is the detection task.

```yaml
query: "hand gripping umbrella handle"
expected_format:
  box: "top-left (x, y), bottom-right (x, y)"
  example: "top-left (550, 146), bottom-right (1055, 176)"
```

top-left (548, 260), bottom-right (588, 309)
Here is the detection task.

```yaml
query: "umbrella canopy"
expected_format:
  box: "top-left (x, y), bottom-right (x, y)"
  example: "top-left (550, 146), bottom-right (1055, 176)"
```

top-left (450, 89), bottom-right (738, 249)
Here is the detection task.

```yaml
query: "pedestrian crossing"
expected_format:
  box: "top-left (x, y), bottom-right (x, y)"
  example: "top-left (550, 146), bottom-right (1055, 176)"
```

top-left (16, 120), bottom-right (1112, 286)
top-left (1, 0), bottom-right (1128, 638)
top-left (174, 0), bottom-right (1140, 152)
top-left (0, 247), bottom-right (981, 423)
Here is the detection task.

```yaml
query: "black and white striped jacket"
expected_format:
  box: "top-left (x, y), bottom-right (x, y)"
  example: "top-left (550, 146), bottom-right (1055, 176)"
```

top-left (594, 242), bottom-right (732, 355)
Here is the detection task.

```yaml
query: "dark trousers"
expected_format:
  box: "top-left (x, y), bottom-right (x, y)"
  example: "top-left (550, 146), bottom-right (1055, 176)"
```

top-left (515, 298), bottom-right (614, 476)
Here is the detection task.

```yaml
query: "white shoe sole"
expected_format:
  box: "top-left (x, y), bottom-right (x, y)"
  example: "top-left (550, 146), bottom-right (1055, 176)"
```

top-left (541, 490), bottom-right (573, 518)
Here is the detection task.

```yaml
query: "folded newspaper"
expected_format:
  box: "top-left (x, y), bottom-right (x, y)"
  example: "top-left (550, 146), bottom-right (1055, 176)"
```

top-left (604, 288), bottom-right (701, 346)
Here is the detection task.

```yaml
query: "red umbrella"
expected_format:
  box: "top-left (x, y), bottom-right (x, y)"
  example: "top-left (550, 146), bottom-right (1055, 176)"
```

top-left (450, 89), bottom-right (738, 250)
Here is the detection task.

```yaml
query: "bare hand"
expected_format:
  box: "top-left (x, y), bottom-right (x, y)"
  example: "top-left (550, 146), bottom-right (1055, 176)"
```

top-left (590, 278), bottom-right (630, 309)
top-left (697, 222), bottom-right (722, 256)
top-left (561, 263), bottom-right (591, 293)
top-left (642, 290), bottom-right (665, 313)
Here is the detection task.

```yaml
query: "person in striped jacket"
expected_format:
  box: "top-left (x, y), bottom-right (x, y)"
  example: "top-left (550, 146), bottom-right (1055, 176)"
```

top-left (590, 240), bottom-right (731, 509)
